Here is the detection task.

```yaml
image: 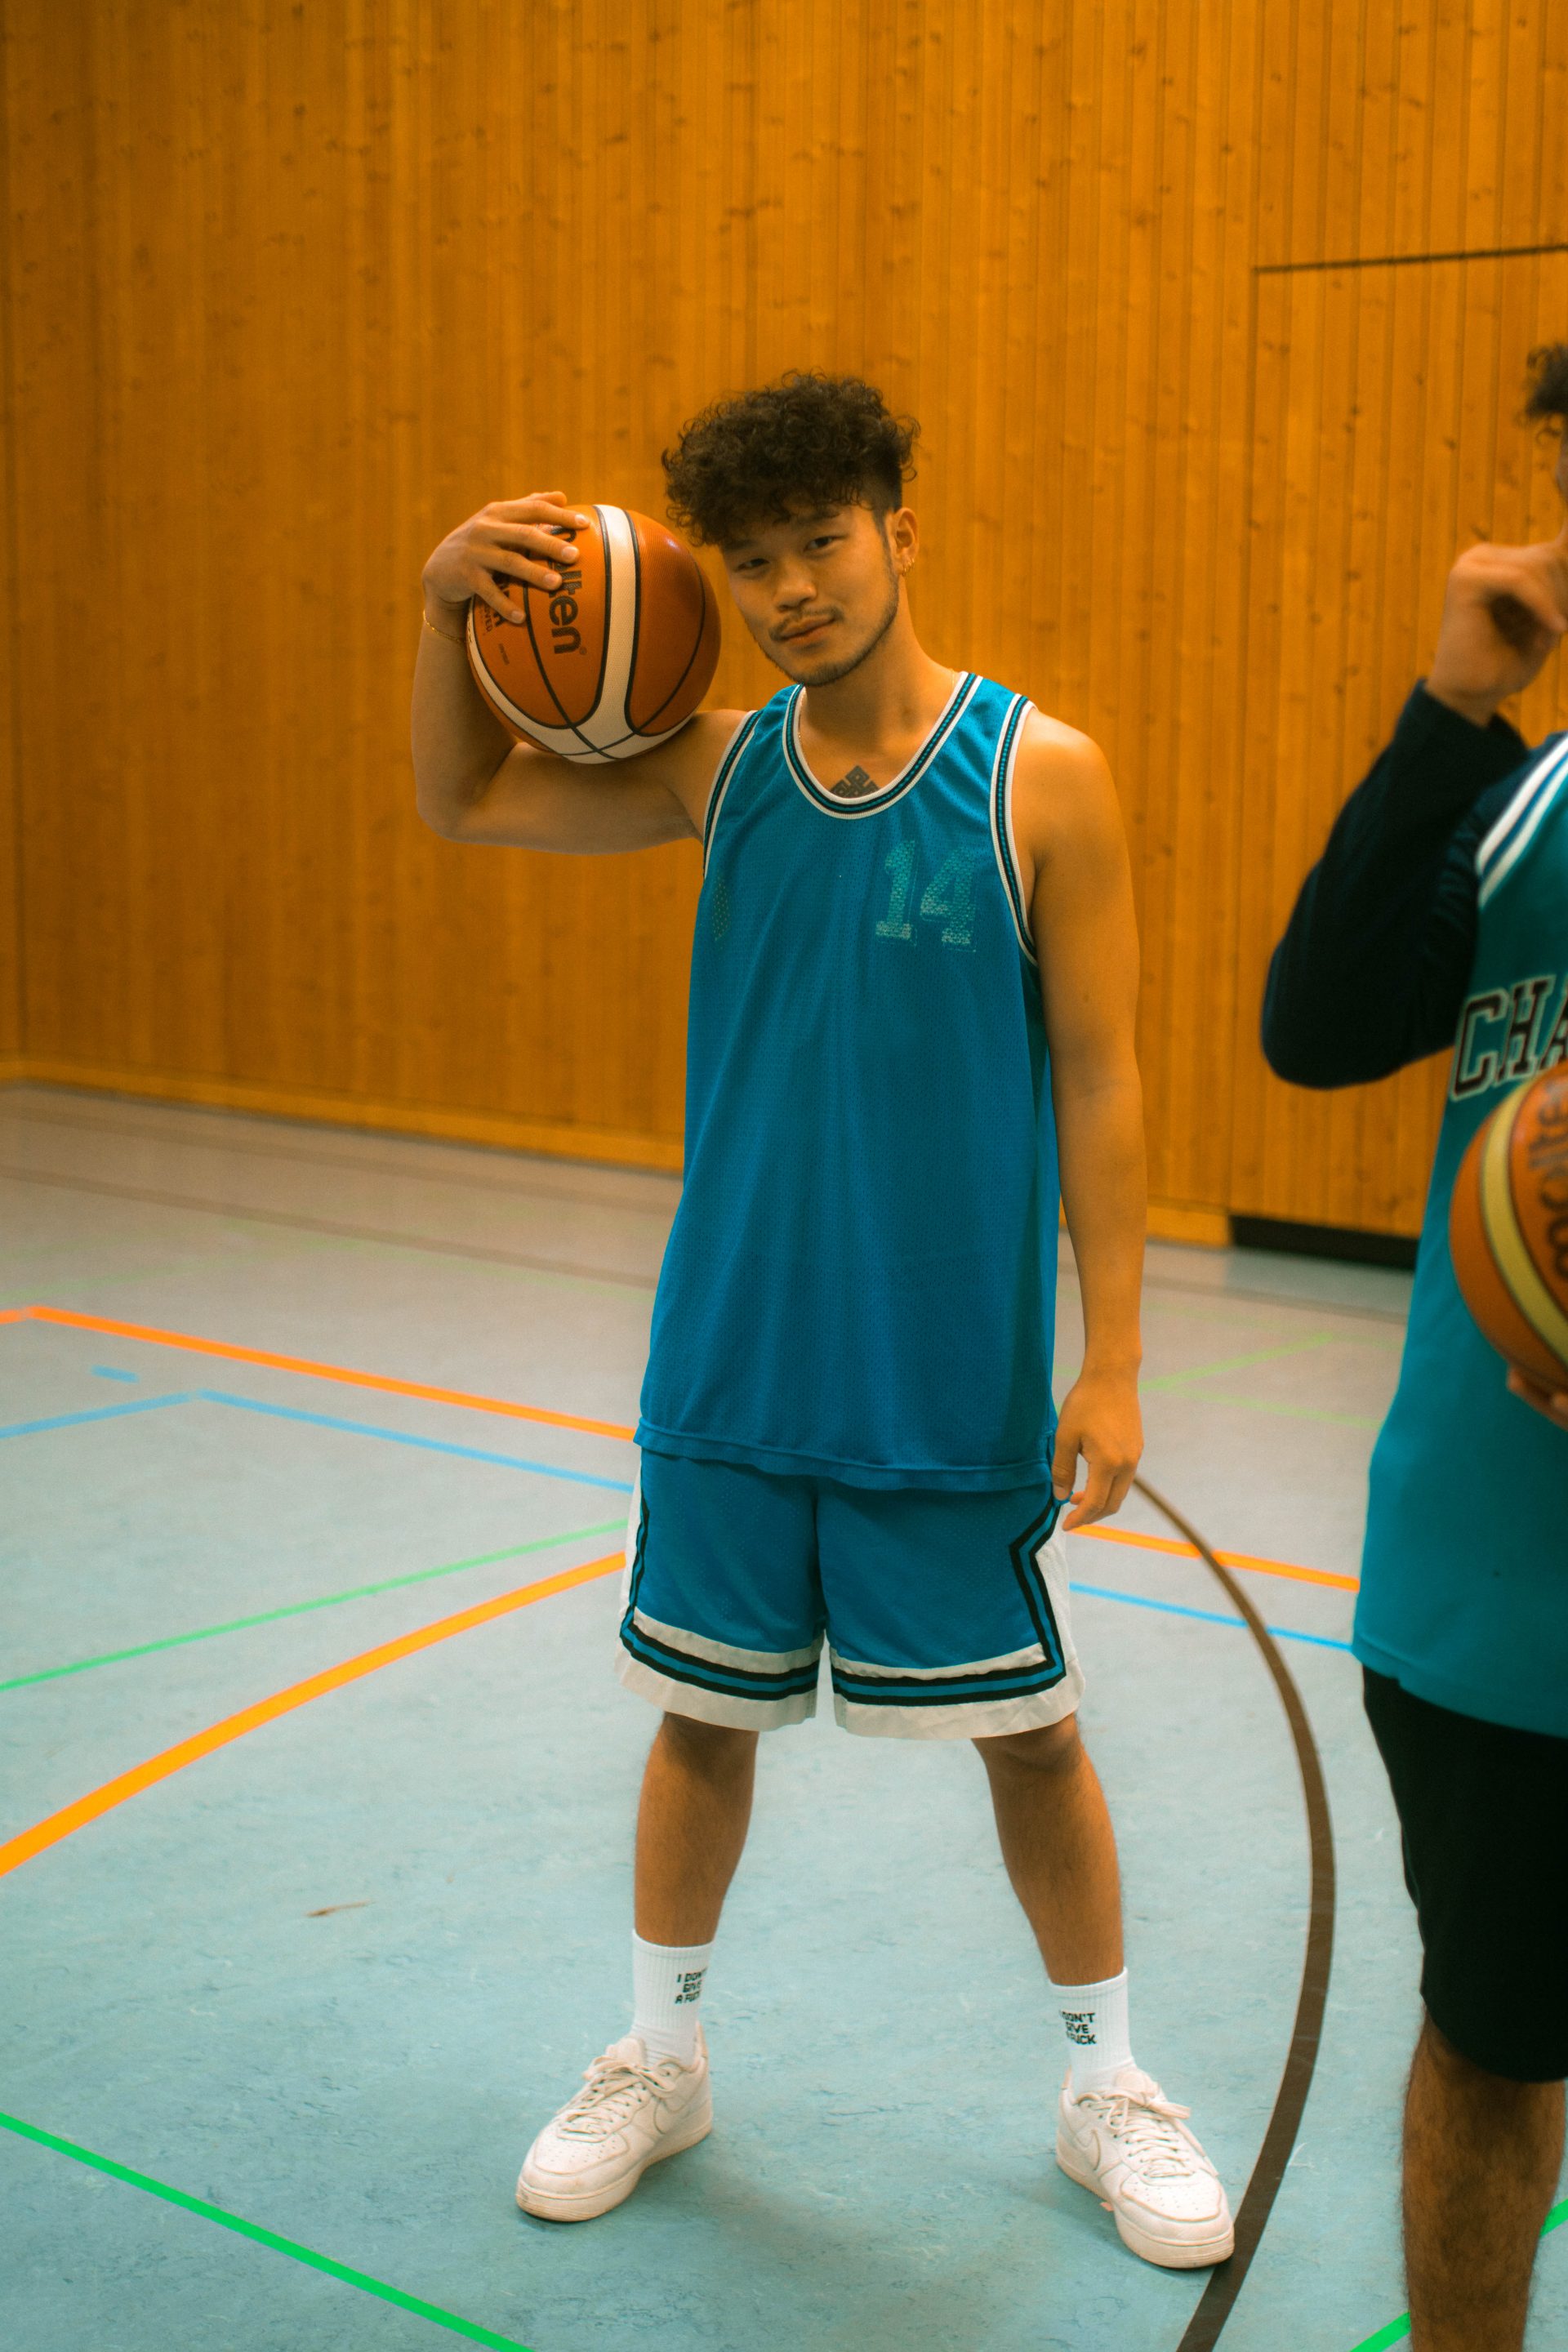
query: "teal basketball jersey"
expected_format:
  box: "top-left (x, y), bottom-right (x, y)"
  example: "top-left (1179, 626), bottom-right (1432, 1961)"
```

top-left (1357, 731), bottom-right (1568, 1735)
top-left (636, 673), bottom-right (1061, 1490)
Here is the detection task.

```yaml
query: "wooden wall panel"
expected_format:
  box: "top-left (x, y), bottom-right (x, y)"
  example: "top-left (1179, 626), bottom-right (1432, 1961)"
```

top-left (0, 0), bottom-right (1254, 1196)
top-left (1236, 0), bottom-right (1568, 1232)
top-left (0, 0), bottom-right (1564, 1228)
top-left (0, 15), bottom-right (23, 1067)
top-left (1257, 0), bottom-right (1568, 269)
top-left (1232, 250), bottom-right (1568, 1232)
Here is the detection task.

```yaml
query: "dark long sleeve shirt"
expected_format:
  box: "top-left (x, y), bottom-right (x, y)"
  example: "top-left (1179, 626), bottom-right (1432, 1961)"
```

top-left (1262, 683), bottom-right (1535, 1087)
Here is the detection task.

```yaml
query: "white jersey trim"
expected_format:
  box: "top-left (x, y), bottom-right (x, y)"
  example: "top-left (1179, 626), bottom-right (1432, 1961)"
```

top-left (699, 709), bottom-right (764, 874)
top-left (987, 693), bottom-right (1037, 962)
top-left (782, 670), bottom-right (980, 820)
top-left (1476, 737), bottom-right (1568, 908)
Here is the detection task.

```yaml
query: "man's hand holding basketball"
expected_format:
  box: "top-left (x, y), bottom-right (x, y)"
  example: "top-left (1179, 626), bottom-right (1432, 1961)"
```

top-left (1052, 1370), bottom-right (1143, 1531)
top-left (1507, 1367), bottom-right (1568, 1431)
top-left (422, 492), bottom-right (596, 631)
top-left (1425, 461), bottom-right (1568, 726)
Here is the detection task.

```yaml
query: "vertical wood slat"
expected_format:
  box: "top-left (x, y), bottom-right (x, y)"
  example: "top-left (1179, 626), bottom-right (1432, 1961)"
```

top-left (1258, 0), bottom-right (1568, 269)
top-left (1, 0), bottom-right (1565, 1216)
top-left (1229, 249), bottom-right (1568, 1233)
top-left (0, 6), bottom-right (20, 1058)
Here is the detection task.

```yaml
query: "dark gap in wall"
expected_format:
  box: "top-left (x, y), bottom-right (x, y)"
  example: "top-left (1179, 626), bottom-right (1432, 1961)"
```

top-left (1230, 1214), bottom-right (1419, 1273)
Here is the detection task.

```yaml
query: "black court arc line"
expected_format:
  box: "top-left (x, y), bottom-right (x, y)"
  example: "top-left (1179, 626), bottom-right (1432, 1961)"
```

top-left (0, 1098), bottom-right (680, 1216)
top-left (0, 1165), bottom-right (660, 1291)
top-left (1134, 1477), bottom-right (1337, 2352)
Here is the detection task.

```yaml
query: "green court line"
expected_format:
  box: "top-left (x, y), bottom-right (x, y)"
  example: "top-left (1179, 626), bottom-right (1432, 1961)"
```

top-left (1200, 1392), bottom-right (1382, 1428)
top-left (0, 2110), bottom-right (533, 2349)
top-left (1351, 2323), bottom-right (1411, 2352)
top-left (0, 1232), bottom-right (370, 1308)
top-left (0, 1520), bottom-right (625, 1693)
top-left (1143, 1295), bottom-right (1404, 1347)
top-left (1143, 1334), bottom-right (1344, 1392)
top-left (1347, 2196), bottom-right (1568, 2350)
top-left (1, 1259), bottom-right (245, 1301)
top-left (1056, 1334), bottom-right (1380, 1400)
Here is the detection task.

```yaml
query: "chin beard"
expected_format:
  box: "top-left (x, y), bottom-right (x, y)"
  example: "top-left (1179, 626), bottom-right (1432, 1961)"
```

top-left (764, 568), bottom-right (902, 687)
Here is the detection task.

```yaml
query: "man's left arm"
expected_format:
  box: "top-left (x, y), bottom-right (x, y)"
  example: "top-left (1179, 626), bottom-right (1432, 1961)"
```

top-left (1015, 719), bottom-right (1146, 1530)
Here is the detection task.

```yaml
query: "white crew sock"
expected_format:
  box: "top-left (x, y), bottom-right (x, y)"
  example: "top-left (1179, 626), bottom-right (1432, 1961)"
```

top-left (631, 1932), bottom-right (713, 2066)
top-left (1049, 1967), bottom-right (1134, 2094)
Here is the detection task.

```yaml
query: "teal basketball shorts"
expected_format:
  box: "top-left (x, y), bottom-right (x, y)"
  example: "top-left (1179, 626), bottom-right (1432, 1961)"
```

top-left (615, 1450), bottom-right (1085, 1740)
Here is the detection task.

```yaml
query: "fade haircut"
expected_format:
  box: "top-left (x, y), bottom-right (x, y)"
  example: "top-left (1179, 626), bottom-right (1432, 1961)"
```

top-left (663, 372), bottom-right (919, 548)
top-left (1521, 341), bottom-right (1568, 430)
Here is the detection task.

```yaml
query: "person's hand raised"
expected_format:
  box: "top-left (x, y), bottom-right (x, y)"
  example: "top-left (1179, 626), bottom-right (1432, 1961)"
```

top-left (422, 493), bottom-right (596, 634)
top-left (1425, 449), bottom-right (1568, 726)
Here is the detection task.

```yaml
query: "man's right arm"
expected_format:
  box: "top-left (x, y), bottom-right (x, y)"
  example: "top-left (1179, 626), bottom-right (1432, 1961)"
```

top-left (1260, 686), bottom-right (1531, 1087)
top-left (412, 491), bottom-right (742, 853)
top-left (1263, 508), bottom-right (1568, 1089)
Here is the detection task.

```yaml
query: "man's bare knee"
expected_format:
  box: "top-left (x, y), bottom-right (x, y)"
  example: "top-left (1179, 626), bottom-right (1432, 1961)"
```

top-left (658, 1712), bottom-right (760, 1775)
top-left (974, 1714), bottom-right (1085, 1777)
top-left (1419, 2011), bottom-right (1563, 2109)
top-left (1421, 2013), bottom-right (1494, 2085)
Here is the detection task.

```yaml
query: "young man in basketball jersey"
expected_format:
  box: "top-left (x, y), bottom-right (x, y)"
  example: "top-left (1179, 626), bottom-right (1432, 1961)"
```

top-left (413, 373), bottom-right (1232, 2268)
top-left (1264, 343), bottom-right (1568, 2352)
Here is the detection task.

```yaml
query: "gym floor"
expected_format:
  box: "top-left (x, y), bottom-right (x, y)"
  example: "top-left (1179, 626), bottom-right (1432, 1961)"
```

top-left (2, 1082), bottom-right (1562, 2352)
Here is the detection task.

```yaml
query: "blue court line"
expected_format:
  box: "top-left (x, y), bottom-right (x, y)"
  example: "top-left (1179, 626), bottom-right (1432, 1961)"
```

top-left (1069, 1580), bottom-right (1354, 1654)
top-left (195, 1392), bottom-right (635, 1494)
top-left (91, 1365), bottom-right (140, 1383)
top-left (0, 1392), bottom-right (195, 1441)
top-left (3, 1388), bottom-right (1347, 1640)
top-left (0, 1386), bottom-right (633, 1495)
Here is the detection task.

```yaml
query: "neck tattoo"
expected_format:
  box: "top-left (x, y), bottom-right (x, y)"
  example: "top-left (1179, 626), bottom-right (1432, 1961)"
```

top-left (830, 764), bottom-right (878, 800)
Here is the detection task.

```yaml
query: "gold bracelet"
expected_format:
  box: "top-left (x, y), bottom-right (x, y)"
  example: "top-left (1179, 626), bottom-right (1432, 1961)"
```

top-left (423, 612), bottom-right (466, 645)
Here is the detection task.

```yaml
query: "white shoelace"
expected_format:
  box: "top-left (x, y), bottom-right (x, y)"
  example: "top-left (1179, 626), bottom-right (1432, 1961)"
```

top-left (558, 2053), bottom-right (674, 2139)
top-left (1080, 2087), bottom-right (1199, 2180)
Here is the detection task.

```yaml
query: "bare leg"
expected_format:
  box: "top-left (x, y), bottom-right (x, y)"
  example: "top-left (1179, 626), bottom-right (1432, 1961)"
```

top-left (634, 1713), bottom-right (760, 1945)
top-left (975, 1716), bottom-right (1124, 1983)
top-left (1404, 2012), bottom-right (1564, 2352)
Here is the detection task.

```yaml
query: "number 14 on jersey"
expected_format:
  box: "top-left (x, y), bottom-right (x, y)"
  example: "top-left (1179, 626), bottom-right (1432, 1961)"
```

top-left (875, 841), bottom-right (984, 950)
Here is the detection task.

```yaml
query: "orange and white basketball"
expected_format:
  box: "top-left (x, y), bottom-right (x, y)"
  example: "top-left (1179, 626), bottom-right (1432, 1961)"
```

top-left (466, 504), bottom-right (720, 764)
top-left (1450, 1064), bottom-right (1568, 1389)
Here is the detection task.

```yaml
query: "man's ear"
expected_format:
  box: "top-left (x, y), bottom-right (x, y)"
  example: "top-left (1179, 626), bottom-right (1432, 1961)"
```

top-left (887, 504), bottom-right (919, 574)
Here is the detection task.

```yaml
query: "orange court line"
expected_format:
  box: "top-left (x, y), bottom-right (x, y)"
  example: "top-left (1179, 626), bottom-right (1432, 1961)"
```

top-left (19, 1307), bottom-right (637, 1442)
top-left (0, 1552), bottom-right (622, 1884)
top-left (1079, 1522), bottom-right (1359, 1592)
top-left (9, 1305), bottom-right (1354, 1589)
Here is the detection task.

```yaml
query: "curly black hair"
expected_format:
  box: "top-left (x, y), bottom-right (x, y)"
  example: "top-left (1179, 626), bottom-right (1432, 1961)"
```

top-left (1521, 341), bottom-right (1568, 429)
top-left (663, 372), bottom-right (919, 546)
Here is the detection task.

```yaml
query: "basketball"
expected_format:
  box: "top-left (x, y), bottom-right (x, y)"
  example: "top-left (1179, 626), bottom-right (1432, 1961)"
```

top-left (466, 504), bottom-right (720, 764)
top-left (1449, 1065), bottom-right (1568, 1389)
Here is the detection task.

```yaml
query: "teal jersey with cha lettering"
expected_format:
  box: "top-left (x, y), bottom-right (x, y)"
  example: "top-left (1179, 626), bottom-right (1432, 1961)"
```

top-left (1357, 733), bottom-right (1568, 1735)
top-left (636, 673), bottom-right (1060, 1490)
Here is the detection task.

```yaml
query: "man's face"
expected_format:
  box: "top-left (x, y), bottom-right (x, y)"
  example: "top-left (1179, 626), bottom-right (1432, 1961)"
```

top-left (719, 500), bottom-right (914, 685)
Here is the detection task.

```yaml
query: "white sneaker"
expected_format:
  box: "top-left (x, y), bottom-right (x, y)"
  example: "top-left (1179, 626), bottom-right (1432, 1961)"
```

top-left (515, 2029), bottom-right (712, 2221)
top-left (1056, 2065), bottom-right (1235, 2270)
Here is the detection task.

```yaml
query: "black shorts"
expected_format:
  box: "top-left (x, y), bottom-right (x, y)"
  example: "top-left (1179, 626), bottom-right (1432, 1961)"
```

top-left (1363, 1668), bottom-right (1568, 2082)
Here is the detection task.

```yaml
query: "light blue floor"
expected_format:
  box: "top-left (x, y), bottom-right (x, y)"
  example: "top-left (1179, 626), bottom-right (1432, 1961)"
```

top-left (0, 1084), bottom-right (1561, 2350)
